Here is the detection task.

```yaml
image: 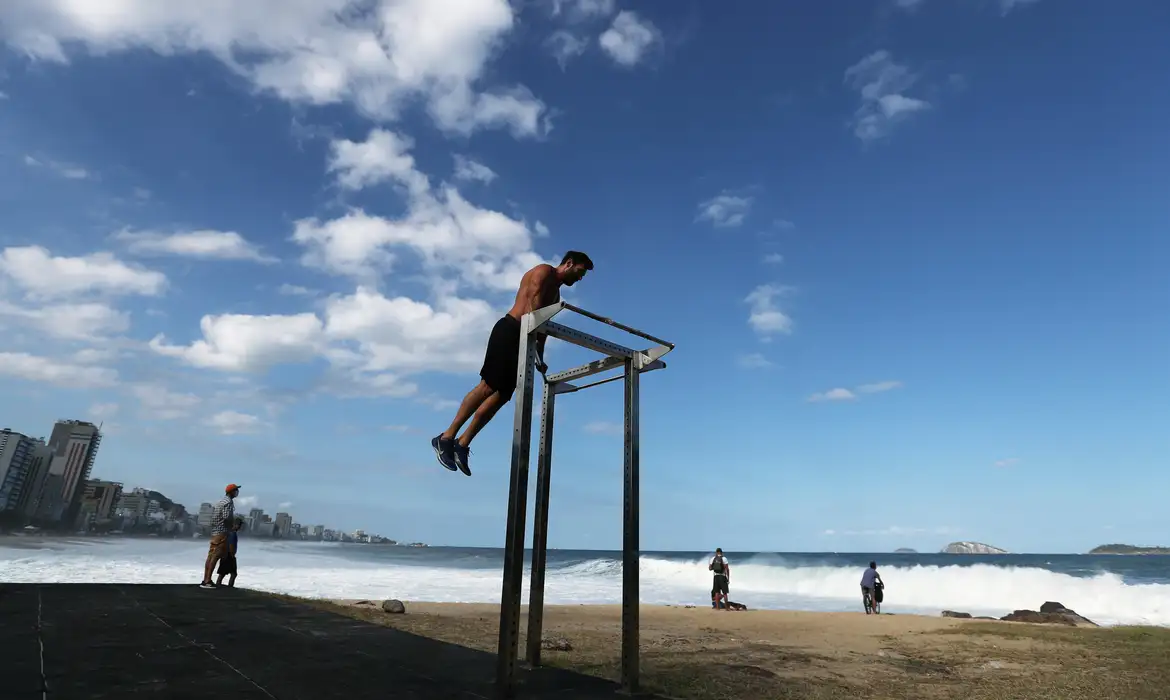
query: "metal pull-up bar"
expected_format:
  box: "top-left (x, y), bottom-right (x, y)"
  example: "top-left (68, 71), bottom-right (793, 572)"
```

top-left (495, 301), bottom-right (673, 698)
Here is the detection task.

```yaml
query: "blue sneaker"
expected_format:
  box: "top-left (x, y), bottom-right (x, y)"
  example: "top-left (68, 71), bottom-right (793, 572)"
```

top-left (432, 435), bottom-right (457, 471)
top-left (452, 443), bottom-right (472, 476)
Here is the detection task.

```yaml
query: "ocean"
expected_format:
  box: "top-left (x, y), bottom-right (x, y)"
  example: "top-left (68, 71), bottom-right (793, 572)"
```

top-left (2, 537), bottom-right (1169, 627)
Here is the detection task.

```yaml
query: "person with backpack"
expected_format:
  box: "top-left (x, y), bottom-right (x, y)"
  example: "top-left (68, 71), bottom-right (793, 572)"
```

top-left (709, 548), bottom-right (731, 610)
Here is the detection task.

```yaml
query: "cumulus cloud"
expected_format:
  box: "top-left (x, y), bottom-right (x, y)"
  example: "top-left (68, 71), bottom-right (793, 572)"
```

top-left (599, 11), bottom-right (661, 68)
top-left (0, 246), bottom-right (166, 300)
top-left (0, 0), bottom-right (549, 139)
top-left (206, 410), bottom-right (264, 435)
top-left (23, 154), bottom-right (90, 180)
top-left (0, 352), bottom-right (117, 388)
top-left (452, 155), bottom-right (497, 184)
top-left (697, 193), bottom-right (753, 228)
top-left (744, 284), bottom-right (794, 336)
top-left (844, 51), bottom-right (930, 142)
top-left (300, 128), bottom-right (547, 290)
top-left (808, 380), bottom-right (903, 403)
top-left (114, 229), bottom-right (276, 263)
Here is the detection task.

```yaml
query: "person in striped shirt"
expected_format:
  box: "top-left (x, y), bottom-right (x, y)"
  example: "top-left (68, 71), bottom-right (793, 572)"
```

top-left (200, 484), bottom-right (240, 589)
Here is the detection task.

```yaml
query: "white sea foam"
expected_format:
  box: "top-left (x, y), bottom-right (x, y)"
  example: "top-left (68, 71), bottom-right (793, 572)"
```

top-left (2, 539), bottom-right (1168, 627)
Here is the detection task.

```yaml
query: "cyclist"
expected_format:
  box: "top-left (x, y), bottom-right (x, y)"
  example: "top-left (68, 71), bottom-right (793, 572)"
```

top-left (860, 561), bottom-right (883, 614)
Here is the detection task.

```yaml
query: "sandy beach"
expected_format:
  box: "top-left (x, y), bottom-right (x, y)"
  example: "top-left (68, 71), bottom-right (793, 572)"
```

top-left (298, 599), bottom-right (1170, 699)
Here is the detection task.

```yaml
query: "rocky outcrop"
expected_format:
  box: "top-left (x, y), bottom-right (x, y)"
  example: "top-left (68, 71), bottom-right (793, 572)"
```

top-left (541, 637), bottom-right (573, 651)
top-left (894, 548), bottom-right (918, 553)
top-left (999, 602), bottom-right (1096, 627)
top-left (381, 599), bottom-right (406, 614)
top-left (1089, 544), bottom-right (1170, 555)
top-left (940, 541), bottom-right (1008, 554)
top-left (941, 610), bottom-right (972, 618)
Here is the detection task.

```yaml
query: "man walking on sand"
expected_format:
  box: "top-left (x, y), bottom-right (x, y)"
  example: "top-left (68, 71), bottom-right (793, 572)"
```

top-left (200, 484), bottom-right (240, 589)
top-left (432, 251), bottom-right (594, 477)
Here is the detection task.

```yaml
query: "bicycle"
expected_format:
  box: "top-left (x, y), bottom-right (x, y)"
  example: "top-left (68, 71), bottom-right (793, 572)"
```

top-left (863, 581), bottom-right (883, 614)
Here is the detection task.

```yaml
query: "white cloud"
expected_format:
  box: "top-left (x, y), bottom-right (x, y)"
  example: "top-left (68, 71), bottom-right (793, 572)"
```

top-left (0, 352), bottom-right (117, 388)
top-left (278, 284), bottom-right (316, 297)
top-left (0, 0), bottom-right (549, 139)
top-left (302, 128), bottom-right (546, 291)
top-left (150, 313), bottom-right (326, 372)
top-left (0, 246), bottom-right (166, 300)
top-left (0, 300), bottom-right (128, 340)
top-left (697, 193), bottom-right (753, 228)
top-left (808, 380), bottom-right (903, 403)
top-left (234, 495), bottom-right (260, 510)
top-left (994, 457), bottom-right (1020, 468)
top-left (132, 384), bottom-right (202, 420)
top-left (534, 221), bottom-right (550, 237)
top-left (762, 253), bottom-right (784, 265)
top-left (277, 501), bottom-right (294, 510)
top-left (548, 0), bottom-right (616, 21)
top-left (807, 388), bottom-right (856, 403)
top-left (737, 353), bottom-right (773, 369)
top-left (546, 30), bottom-right (590, 69)
top-left (599, 11), bottom-right (661, 68)
top-left (744, 284), bottom-right (793, 336)
top-left (452, 154), bottom-right (497, 184)
top-left (583, 420), bottom-right (622, 435)
top-left (114, 229), bottom-right (276, 263)
top-left (88, 402), bottom-right (119, 421)
top-left (206, 410), bottom-right (263, 435)
top-left (844, 50), bottom-right (930, 142)
top-left (23, 154), bottom-right (90, 179)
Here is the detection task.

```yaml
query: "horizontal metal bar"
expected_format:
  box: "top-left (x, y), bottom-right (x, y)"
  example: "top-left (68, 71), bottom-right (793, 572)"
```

top-left (542, 322), bottom-right (636, 359)
top-left (545, 356), bottom-right (624, 384)
top-left (561, 302), bottom-right (675, 349)
top-left (549, 361), bottom-right (665, 395)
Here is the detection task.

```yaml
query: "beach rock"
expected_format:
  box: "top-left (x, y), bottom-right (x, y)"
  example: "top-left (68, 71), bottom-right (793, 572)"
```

top-left (354, 600), bottom-right (375, 607)
top-left (1000, 606), bottom-right (1097, 627)
top-left (381, 599), bottom-right (406, 614)
top-left (941, 541), bottom-right (1009, 555)
top-left (541, 637), bottom-right (572, 652)
top-left (941, 610), bottom-right (972, 619)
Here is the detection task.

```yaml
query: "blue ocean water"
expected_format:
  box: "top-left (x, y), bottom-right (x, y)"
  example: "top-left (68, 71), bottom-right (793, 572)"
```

top-left (2, 538), bottom-right (1168, 627)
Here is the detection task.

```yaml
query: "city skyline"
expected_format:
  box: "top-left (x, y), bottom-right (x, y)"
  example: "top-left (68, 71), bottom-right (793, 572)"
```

top-left (0, 417), bottom-right (408, 544)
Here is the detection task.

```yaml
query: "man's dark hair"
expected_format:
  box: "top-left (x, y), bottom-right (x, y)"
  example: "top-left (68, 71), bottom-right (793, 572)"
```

top-left (561, 251), bottom-right (594, 270)
top-left (870, 561), bottom-right (877, 569)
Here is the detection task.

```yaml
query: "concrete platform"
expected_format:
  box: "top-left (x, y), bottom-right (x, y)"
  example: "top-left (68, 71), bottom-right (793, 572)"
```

top-left (0, 584), bottom-right (648, 700)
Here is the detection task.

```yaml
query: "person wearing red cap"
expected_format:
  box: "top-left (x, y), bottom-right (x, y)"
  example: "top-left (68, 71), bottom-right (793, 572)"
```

top-left (200, 484), bottom-right (240, 589)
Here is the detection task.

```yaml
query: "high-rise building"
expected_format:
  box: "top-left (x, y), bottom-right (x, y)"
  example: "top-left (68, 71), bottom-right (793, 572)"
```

top-left (274, 512), bottom-right (292, 537)
top-left (16, 439), bottom-right (53, 519)
top-left (45, 420), bottom-right (102, 525)
top-left (0, 429), bottom-right (35, 512)
top-left (81, 479), bottom-right (123, 521)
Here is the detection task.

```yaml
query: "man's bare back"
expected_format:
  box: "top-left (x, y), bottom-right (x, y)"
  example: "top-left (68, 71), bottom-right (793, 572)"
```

top-left (432, 251), bottom-right (595, 477)
top-left (507, 264), bottom-right (561, 321)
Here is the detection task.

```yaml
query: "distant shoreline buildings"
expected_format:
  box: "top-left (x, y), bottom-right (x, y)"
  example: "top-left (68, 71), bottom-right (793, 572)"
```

top-left (0, 419), bottom-right (423, 546)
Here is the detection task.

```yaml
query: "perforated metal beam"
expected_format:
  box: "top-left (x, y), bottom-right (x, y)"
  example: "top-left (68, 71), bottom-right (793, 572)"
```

top-left (541, 321), bottom-right (636, 359)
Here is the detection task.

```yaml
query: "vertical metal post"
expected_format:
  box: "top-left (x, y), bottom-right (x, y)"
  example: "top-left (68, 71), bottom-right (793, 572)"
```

top-left (621, 357), bottom-right (641, 694)
top-left (525, 381), bottom-right (556, 666)
top-left (496, 315), bottom-right (539, 698)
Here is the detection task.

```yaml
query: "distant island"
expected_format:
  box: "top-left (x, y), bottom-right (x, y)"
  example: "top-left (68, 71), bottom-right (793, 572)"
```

top-left (941, 541), bottom-right (1008, 555)
top-left (1089, 544), bottom-right (1170, 555)
top-left (893, 548), bottom-right (918, 554)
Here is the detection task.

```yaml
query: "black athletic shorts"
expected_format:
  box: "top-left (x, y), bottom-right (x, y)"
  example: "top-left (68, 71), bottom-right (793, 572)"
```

top-left (712, 574), bottom-right (729, 596)
top-left (480, 315), bottom-right (522, 397)
top-left (217, 555), bottom-right (237, 576)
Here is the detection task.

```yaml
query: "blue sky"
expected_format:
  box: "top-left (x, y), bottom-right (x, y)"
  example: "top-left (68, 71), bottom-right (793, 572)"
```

top-left (0, 0), bottom-right (1166, 554)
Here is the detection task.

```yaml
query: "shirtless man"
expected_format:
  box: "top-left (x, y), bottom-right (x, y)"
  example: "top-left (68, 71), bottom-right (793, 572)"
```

top-left (432, 251), bottom-right (594, 476)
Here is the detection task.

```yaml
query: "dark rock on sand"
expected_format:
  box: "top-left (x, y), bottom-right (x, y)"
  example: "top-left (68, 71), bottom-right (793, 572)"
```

top-left (942, 610), bottom-right (972, 619)
top-left (541, 637), bottom-right (573, 651)
top-left (1001, 602), bottom-right (1096, 627)
top-left (381, 599), bottom-right (406, 614)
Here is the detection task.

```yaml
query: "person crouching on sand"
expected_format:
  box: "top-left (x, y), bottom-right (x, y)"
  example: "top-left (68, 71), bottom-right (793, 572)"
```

top-left (215, 517), bottom-right (243, 588)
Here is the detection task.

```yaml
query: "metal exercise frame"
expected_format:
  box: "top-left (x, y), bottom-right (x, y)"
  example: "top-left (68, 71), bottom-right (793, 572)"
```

top-left (496, 301), bottom-right (674, 698)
